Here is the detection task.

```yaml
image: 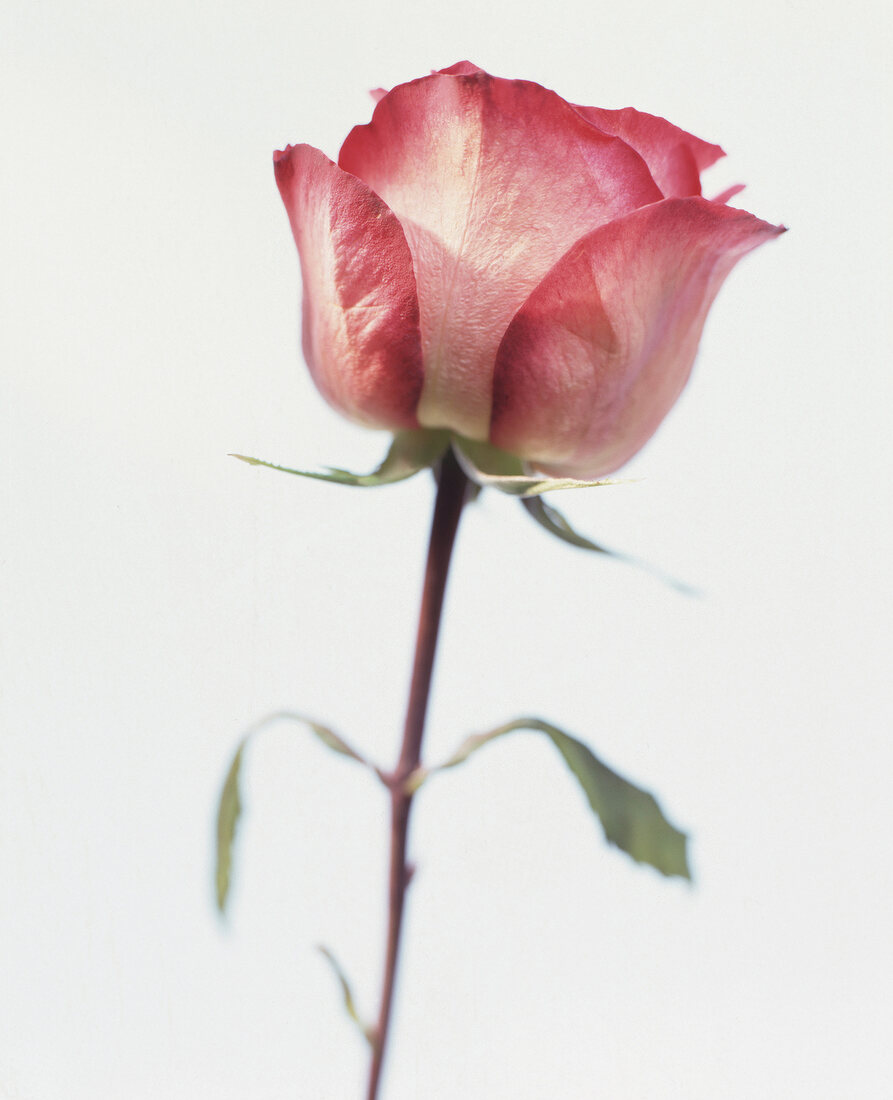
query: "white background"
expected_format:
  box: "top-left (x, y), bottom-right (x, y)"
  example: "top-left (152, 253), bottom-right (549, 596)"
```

top-left (2, 1), bottom-right (891, 1097)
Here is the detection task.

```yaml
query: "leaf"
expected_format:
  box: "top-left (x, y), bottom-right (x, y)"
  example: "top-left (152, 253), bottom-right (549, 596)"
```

top-left (317, 945), bottom-right (375, 1045)
top-left (428, 717), bottom-right (690, 879)
top-left (216, 740), bottom-right (245, 913)
top-left (452, 437), bottom-right (622, 497)
top-left (522, 496), bottom-right (699, 596)
top-left (230, 429), bottom-right (448, 487)
top-left (214, 711), bottom-right (370, 914)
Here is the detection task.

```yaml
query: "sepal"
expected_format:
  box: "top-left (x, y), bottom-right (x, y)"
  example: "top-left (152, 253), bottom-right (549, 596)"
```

top-left (522, 496), bottom-right (698, 594)
top-left (230, 429), bottom-right (449, 488)
top-left (452, 437), bottom-right (622, 497)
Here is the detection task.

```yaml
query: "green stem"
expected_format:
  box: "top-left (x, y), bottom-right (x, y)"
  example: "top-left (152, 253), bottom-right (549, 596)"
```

top-left (365, 446), bottom-right (469, 1100)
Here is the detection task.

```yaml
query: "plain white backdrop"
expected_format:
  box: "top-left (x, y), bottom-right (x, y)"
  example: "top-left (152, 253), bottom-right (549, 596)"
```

top-left (2, 0), bottom-right (891, 1096)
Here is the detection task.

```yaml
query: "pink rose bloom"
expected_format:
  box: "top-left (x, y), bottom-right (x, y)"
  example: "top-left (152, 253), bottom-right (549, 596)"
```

top-left (274, 62), bottom-right (784, 478)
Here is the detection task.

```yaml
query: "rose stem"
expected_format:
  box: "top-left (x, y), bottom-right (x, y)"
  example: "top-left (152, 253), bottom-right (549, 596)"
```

top-left (365, 445), bottom-right (469, 1100)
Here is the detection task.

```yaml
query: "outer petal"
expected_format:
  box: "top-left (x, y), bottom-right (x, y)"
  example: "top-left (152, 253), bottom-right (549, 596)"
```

top-left (273, 144), bottom-right (424, 429)
top-left (573, 105), bottom-right (725, 198)
top-left (437, 69), bottom-right (723, 198)
top-left (368, 62), bottom-right (485, 105)
top-left (338, 69), bottom-right (663, 441)
top-left (435, 60), bottom-right (485, 76)
top-left (490, 198), bottom-right (786, 478)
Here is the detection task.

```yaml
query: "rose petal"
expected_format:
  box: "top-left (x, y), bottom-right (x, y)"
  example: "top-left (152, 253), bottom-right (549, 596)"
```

top-left (435, 60), bottom-right (486, 77)
top-left (338, 68), bottom-right (662, 441)
top-left (274, 144), bottom-right (424, 429)
top-left (712, 183), bottom-right (747, 204)
top-left (573, 105), bottom-right (725, 198)
top-left (438, 65), bottom-right (723, 197)
top-left (490, 197), bottom-right (786, 477)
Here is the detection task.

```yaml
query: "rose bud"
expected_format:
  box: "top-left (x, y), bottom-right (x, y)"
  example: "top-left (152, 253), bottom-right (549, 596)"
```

top-left (274, 62), bottom-right (784, 480)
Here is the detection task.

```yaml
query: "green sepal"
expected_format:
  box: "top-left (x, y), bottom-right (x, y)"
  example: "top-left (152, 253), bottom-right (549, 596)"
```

top-left (317, 945), bottom-right (375, 1046)
top-left (230, 429), bottom-right (449, 487)
top-left (451, 437), bottom-right (623, 497)
top-left (418, 717), bottom-right (690, 880)
top-left (522, 496), bottom-right (698, 595)
top-left (522, 495), bottom-right (614, 554)
top-left (214, 711), bottom-right (370, 914)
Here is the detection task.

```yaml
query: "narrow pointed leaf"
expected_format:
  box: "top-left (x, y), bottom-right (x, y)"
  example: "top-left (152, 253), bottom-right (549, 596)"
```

top-left (230, 429), bottom-right (448, 487)
top-left (317, 945), bottom-right (375, 1045)
top-left (452, 437), bottom-right (621, 497)
top-left (214, 711), bottom-right (370, 914)
top-left (240, 709), bottom-right (369, 763)
top-left (216, 740), bottom-right (245, 912)
top-left (522, 496), bottom-right (699, 595)
top-left (433, 717), bottom-right (690, 879)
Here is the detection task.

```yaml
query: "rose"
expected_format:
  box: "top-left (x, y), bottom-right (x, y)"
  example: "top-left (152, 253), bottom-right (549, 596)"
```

top-left (274, 61), bottom-right (783, 479)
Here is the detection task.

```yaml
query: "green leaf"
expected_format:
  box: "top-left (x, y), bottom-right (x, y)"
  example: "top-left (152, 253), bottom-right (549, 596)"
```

top-left (522, 496), bottom-right (699, 596)
top-left (214, 712), bottom-right (370, 914)
top-left (428, 717), bottom-right (690, 879)
top-left (230, 429), bottom-right (449, 487)
top-left (317, 945), bottom-right (375, 1045)
top-left (452, 437), bottom-right (623, 497)
top-left (215, 740), bottom-right (245, 913)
